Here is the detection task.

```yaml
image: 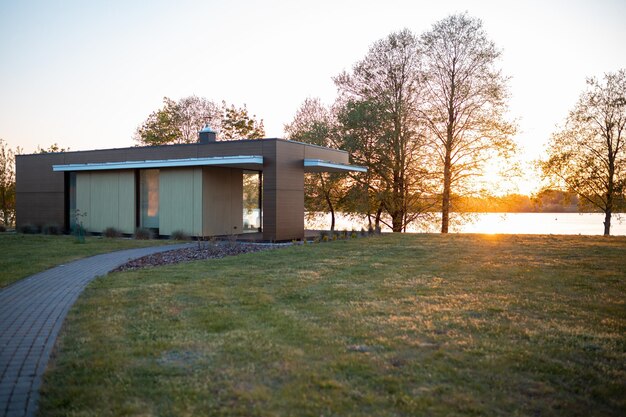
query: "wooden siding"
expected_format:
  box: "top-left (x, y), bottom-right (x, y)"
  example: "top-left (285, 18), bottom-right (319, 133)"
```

top-left (158, 168), bottom-right (203, 236)
top-left (75, 171), bottom-right (135, 233)
top-left (202, 167), bottom-right (243, 236)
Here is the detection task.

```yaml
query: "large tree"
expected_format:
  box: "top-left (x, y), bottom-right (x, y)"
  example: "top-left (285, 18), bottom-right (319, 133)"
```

top-left (284, 98), bottom-right (346, 231)
top-left (334, 29), bottom-right (433, 232)
top-left (135, 96), bottom-right (262, 145)
top-left (221, 102), bottom-right (265, 140)
top-left (541, 69), bottom-right (626, 235)
top-left (420, 13), bottom-right (516, 233)
top-left (0, 139), bottom-right (17, 226)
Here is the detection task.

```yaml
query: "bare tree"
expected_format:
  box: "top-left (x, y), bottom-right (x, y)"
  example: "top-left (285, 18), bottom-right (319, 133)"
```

top-left (0, 139), bottom-right (17, 226)
top-left (420, 13), bottom-right (516, 233)
top-left (541, 69), bottom-right (626, 235)
top-left (335, 29), bottom-right (433, 232)
top-left (284, 98), bottom-right (346, 231)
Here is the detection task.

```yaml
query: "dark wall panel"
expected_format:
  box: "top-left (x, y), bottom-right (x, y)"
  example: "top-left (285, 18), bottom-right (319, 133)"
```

top-left (16, 139), bottom-right (347, 239)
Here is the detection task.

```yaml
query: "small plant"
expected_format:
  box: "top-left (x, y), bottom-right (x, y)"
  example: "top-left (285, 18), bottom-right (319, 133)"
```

top-left (319, 231), bottom-right (328, 241)
top-left (367, 225), bottom-right (374, 236)
top-left (360, 227), bottom-right (367, 237)
top-left (170, 230), bottom-right (190, 241)
top-left (19, 223), bottom-right (39, 234)
top-left (322, 235), bottom-right (329, 242)
top-left (134, 228), bottom-right (154, 240)
top-left (0, 224), bottom-right (6, 233)
top-left (332, 233), bottom-right (338, 241)
top-left (43, 224), bottom-right (62, 235)
top-left (351, 232), bottom-right (358, 239)
top-left (103, 227), bottom-right (121, 238)
top-left (72, 209), bottom-right (87, 243)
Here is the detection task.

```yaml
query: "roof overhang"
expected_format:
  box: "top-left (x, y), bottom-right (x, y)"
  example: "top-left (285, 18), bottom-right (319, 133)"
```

top-left (304, 159), bottom-right (367, 173)
top-left (53, 156), bottom-right (264, 172)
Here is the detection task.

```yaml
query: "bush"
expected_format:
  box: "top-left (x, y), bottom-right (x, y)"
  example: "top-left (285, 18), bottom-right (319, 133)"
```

top-left (170, 230), bottom-right (190, 241)
top-left (0, 225), bottom-right (6, 233)
top-left (103, 227), bottom-right (122, 238)
top-left (19, 223), bottom-right (39, 234)
top-left (134, 228), bottom-right (154, 240)
top-left (43, 224), bottom-right (62, 235)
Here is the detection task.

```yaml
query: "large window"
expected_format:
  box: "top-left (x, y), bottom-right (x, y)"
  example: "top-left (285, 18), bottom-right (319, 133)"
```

top-left (242, 170), bottom-right (262, 233)
top-left (140, 169), bottom-right (160, 229)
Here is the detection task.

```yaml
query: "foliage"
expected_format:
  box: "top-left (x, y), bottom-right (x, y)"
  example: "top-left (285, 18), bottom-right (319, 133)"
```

top-left (541, 69), bottom-right (626, 235)
top-left (36, 143), bottom-right (70, 153)
top-left (285, 98), bottom-right (347, 231)
top-left (420, 13), bottom-right (517, 233)
top-left (39, 234), bottom-right (626, 416)
top-left (135, 96), bottom-right (222, 145)
top-left (135, 97), bottom-right (264, 145)
top-left (335, 30), bottom-right (436, 232)
top-left (0, 139), bottom-right (17, 226)
top-left (220, 102), bottom-right (265, 140)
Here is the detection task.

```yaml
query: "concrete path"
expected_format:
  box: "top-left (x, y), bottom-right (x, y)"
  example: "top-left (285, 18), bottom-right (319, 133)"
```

top-left (0, 243), bottom-right (191, 417)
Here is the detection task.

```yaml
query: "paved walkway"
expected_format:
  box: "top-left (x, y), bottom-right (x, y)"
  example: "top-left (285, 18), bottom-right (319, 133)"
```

top-left (0, 243), bottom-right (190, 417)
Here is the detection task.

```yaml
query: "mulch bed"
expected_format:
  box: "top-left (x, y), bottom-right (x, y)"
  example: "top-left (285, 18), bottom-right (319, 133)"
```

top-left (113, 241), bottom-right (287, 272)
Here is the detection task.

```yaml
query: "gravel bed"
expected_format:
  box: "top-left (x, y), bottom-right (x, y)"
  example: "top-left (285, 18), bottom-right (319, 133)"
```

top-left (113, 241), bottom-right (288, 272)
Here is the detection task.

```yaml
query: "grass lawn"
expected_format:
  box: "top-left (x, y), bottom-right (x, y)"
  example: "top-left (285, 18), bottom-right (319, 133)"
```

top-left (40, 234), bottom-right (626, 416)
top-left (0, 233), bottom-right (172, 288)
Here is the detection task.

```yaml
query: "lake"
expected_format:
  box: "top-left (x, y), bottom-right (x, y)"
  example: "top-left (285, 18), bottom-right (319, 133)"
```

top-left (305, 212), bottom-right (626, 236)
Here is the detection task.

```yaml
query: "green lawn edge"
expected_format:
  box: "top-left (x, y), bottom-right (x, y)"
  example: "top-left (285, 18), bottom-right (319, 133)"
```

top-left (0, 234), bottom-right (173, 288)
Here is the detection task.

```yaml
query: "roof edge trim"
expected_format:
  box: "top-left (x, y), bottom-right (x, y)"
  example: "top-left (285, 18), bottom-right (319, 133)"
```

top-left (53, 156), bottom-right (264, 171)
top-left (304, 159), bottom-right (367, 173)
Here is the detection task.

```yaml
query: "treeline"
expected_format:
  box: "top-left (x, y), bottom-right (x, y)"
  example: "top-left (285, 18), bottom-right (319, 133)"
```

top-left (458, 190), bottom-right (579, 213)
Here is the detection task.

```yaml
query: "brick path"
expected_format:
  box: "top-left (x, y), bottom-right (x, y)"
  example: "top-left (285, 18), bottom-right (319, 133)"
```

top-left (0, 243), bottom-right (190, 417)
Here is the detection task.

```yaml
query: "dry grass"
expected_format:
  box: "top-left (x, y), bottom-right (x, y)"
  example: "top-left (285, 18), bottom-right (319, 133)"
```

top-left (39, 234), bottom-right (626, 416)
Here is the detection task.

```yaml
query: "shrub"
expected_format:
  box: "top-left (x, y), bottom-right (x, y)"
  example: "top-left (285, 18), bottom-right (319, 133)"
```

top-left (43, 224), bottom-right (62, 235)
top-left (134, 228), bottom-right (154, 240)
top-left (0, 225), bottom-right (6, 233)
top-left (103, 227), bottom-right (122, 238)
top-left (170, 230), bottom-right (190, 241)
top-left (19, 223), bottom-right (39, 234)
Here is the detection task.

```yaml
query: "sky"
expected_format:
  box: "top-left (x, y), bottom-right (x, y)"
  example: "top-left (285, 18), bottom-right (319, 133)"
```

top-left (1, 0), bottom-right (625, 194)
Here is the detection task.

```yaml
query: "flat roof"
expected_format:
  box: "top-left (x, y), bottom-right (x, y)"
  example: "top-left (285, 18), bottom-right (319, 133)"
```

top-left (53, 155), bottom-right (264, 171)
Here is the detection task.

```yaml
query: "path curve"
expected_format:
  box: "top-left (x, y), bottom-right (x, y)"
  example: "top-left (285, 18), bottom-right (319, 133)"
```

top-left (0, 243), bottom-right (191, 417)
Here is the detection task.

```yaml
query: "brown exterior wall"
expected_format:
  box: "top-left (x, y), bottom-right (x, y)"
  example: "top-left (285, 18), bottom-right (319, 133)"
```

top-left (16, 139), bottom-right (350, 240)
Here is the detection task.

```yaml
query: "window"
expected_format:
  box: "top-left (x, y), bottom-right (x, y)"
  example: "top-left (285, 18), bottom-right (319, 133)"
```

top-left (140, 169), bottom-right (159, 229)
top-left (242, 170), bottom-right (261, 232)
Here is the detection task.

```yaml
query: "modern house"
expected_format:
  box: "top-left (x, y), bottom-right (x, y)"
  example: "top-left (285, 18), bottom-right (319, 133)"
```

top-left (15, 133), bottom-right (365, 241)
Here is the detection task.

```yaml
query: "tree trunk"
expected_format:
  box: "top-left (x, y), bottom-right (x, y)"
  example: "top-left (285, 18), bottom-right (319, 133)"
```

top-left (330, 206), bottom-right (335, 232)
top-left (441, 149), bottom-right (452, 233)
top-left (375, 205), bottom-right (383, 230)
top-left (603, 210), bottom-right (611, 236)
top-left (391, 212), bottom-right (403, 233)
